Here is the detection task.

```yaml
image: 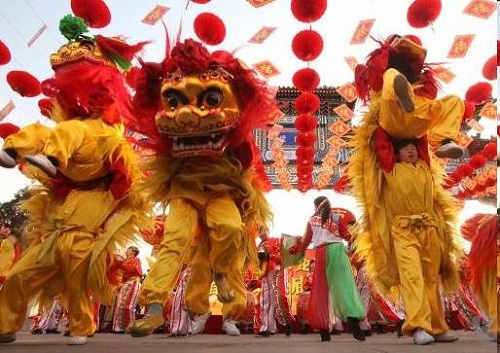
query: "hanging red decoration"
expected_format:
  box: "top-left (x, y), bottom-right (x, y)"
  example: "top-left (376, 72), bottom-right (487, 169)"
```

top-left (296, 131), bottom-right (317, 146)
top-left (292, 30), bottom-right (323, 61)
top-left (465, 82), bottom-right (492, 105)
top-left (462, 100), bottom-right (476, 122)
top-left (296, 146), bottom-right (315, 160)
top-left (295, 113), bottom-right (318, 132)
top-left (294, 92), bottom-right (320, 114)
top-left (38, 98), bottom-right (53, 118)
top-left (0, 40), bottom-right (11, 65)
top-left (293, 68), bottom-right (320, 92)
top-left (191, 0), bottom-right (211, 3)
top-left (71, 0), bottom-right (111, 28)
top-left (291, 0), bottom-right (327, 23)
top-left (482, 55), bottom-right (496, 81)
top-left (468, 154), bottom-right (487, 169)
top-left (6, 70), bottom-right (41, 97)
top-left (194, 13), bottom-right (226, 46)
top-left (296, 163), bottom-right (314, 174)
top-left (407, 0), bottom-right (442, 28)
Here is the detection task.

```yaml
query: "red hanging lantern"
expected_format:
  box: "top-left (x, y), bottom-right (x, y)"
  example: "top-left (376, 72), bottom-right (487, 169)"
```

top-left (482, 55), bottom-right (496, 81)
top-left (292, 30), bottom-right (323, 62)
top-left (296, 131), bottom-right (317, 147)
top-left (71, 0), bottom-right (111, 28)
top-left (481, 142), bottom-right (496, 160)
top-left (465, 82), bottom-right (492, 105)
top-left (295, 113), bottom-right (317, 132)
top-left (291, 0), bottom-right (327, 23)
top-left (468, 154), bottom-right (487, 169)
top-left (293, 68), bottom-right (320, 92)
top-left (41, 78), bottom-right (58, 97)
top-left (6, 70), bottom-right (42, 97)
top-left (407, 0), bottom-right (442, 28)
top-left (194, 13), bottom-right (226, 46)
top-left (191, 0), bottom-right (211, 3)
top-left (296, 146), bottom-right (315, 160)
top-left (294, 92), bottom-right (320, 114)
top-left (0, 40), bottom-right (11, 65)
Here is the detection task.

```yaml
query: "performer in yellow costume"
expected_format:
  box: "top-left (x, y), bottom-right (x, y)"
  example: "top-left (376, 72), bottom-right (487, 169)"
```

top-left (125, 38), bottom-right (276, 336)
top-left (354, 34), bottom-right (465, 158)
top-left (0, 16), bottom-right (147, 345)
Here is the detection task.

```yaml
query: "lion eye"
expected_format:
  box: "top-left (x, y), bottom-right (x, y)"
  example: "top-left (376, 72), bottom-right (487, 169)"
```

top-left (163, 90), bottom-right (187, 109)
top-left (200, 88), bottom-right (223, 108)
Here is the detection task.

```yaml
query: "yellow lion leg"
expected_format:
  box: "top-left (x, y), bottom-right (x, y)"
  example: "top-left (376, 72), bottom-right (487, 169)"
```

top-left (214, 273), bottom-right (235, 303)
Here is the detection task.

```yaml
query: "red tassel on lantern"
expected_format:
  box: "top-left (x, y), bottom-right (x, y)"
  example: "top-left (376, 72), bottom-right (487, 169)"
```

top-left (292, 30), bottom-right (323, 62)
top-left (291, 0), bottom-right (327, 23)
top-left (293, 68), bottom-right (320, 92)
top-left (465, 82), bottom-right (492, 105)
top-left (407, 0), bottom-right (442, 28)
top-left (482, 55), bottom-right (496, 81)
top-left (194, 13), bottom-right (226, 46)
top-left (294, 92), bottom-right (320, 114)
top-left (7, 70), bottom-right (42, 97)
top-left (71, 0), bottom-right (111, 28)
top-left (0, 40), bottom-right (11, 65)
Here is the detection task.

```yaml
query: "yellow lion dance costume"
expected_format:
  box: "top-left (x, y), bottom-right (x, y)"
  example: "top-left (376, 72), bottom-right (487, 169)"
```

top-left (126, 39), bottom-right (276, 336)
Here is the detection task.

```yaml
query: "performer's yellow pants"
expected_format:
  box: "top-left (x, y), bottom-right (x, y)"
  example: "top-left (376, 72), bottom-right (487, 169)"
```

top-left (185, 235), bottom-right (247, 320)
top-left (391, 214), bottom-right (448, 336)
top-left (380, 68), bottom-right (464, 148)
top-left (0, 231), bottom-right (95, 336)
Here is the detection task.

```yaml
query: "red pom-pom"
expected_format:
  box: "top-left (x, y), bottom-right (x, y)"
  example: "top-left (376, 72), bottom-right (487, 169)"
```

top-left (194, 13), bottom-right (226, 46)
top-left (0, 123), bottom-right (20, 139)
top-left (295, 113), bottom-right (318, 132)
top-left (468, 154), bottom-right (487, 169)
top-left (71, 0), bottom-right (111, 28)
top-left (296, 146), bottom-right (315, 160)
top-left (41, 78), bottom-right (58, 97)
top-left (465, 82), bottom-right (492, 104)
top-left (462, 100), bottom-right (476, 122)
top-left (482, 55), bottom-right (496, 80)
top-left (293, 68), bottom-right (320, 92)
top-left (481, 141), bottom-right (496, 160)
top-left (407, 0), bottom-right (442, 28)
top-left (294, 92), bottom-right (320, 114)
top-left (6, 70), bottom-right (41, 97)
top-left (456, 164), bottom-right (474, 177)
top-left (0, 39), bottom-right (11, 65)
top-left (38, 98), bottom-right (53, 118)
top-left (291, 0), bottom-right (327, 23)
top-left (296, 131), bottom-right (317, 147)
top-left (292, 30), bottom-right (323, 61)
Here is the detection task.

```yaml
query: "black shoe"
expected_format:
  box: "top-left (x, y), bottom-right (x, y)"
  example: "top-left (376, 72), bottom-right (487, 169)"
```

top-left (63, 330), bottom-right (70, 337)
top-left (320, 329), bottom-right (331, 342)
top-left (31, 329), bottom-right (43, 334)
top-left (331, 329), bottom-right (342, 335)
top-left (284, 324), bottom-right (292, 336)
top-left (396, 319), bottom-right (404, 337)
top-left (348, 317), bottom-right (366, 341)
top-left (255, 331), bottom-right (270, 338)
top-left (362, 329), bottom-right (372, 337)
top-left (45, 329), bottom-right (61, 334)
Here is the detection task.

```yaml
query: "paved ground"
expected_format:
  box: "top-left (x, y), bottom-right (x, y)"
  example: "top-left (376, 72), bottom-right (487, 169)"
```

top-left (0, 329), bottom-right (496, 353)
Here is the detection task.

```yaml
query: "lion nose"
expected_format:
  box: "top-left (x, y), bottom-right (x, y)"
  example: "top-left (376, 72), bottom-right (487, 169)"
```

top-left (174, 107), bottom-right (200, 132)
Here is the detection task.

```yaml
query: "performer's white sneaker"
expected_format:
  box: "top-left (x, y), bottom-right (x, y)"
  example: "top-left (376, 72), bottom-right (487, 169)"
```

top-left (191, 312), bottom-right (210, 335)
top-left (413, 329), bottom-right (434, 345)
top-left (434, 331), bottom-right (459, 342)
top-left (222, 319), bottom-right (240, 336)
top-left (68, 336), bottom-right (87, 345)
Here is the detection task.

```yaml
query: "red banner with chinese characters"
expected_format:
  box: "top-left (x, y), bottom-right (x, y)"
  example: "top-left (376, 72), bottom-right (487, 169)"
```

top-left (462, 0), bottom-right (496, 19)
top-left (252, 60), bottom-right (281, 78)
top-left (350, 19), bottom-right (375, 44)
top-left (246, 0), bottom-right (276, 8)
top-left (433, 66), bottom-right (456, 83)
top-left (248, 27), bottom-right (277, 44)
top-left (141, 5), bottom-right (170, 25)
top-left (447, 34), bottom-right (475, 59)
